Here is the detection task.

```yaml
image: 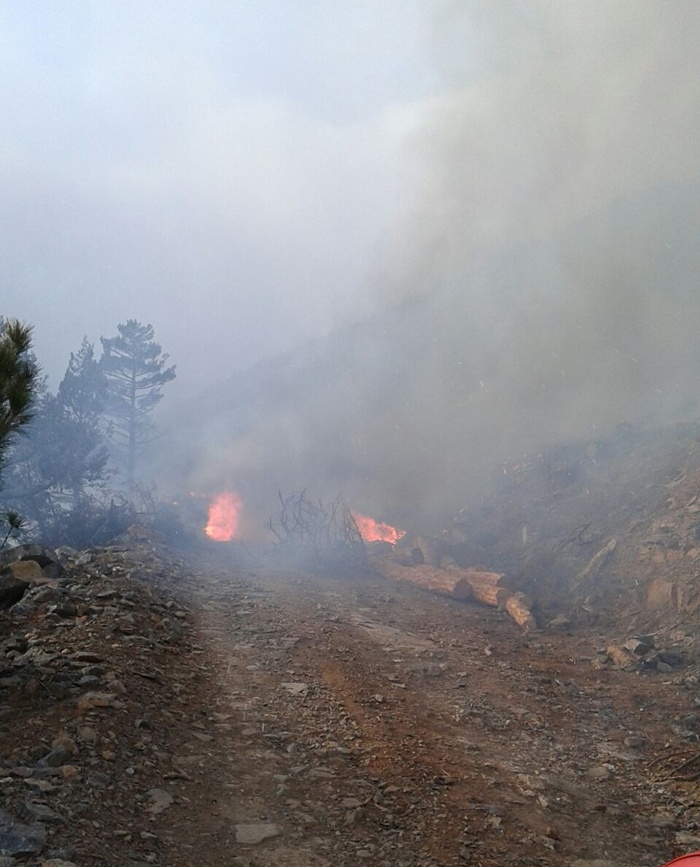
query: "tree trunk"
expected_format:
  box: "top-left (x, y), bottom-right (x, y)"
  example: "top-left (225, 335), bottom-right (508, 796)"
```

top-left (373, 559), bottom-right (474, 600)
top-left (127, 369), bottom-right (136, 488)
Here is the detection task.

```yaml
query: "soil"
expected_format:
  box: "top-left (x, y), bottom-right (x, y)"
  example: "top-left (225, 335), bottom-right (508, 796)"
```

top-left (2, 537), bottom-right (700, 867)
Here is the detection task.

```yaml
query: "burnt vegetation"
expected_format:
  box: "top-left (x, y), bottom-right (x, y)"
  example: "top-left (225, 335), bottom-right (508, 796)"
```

top-left (268, 489), bottom-right (367, 573)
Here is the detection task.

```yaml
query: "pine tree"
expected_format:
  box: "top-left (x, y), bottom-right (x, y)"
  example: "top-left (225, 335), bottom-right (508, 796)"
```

top-left (0, 337), bottom-right (111, 544)
top-left (58, 338), bottom-right (107, 430)
top-left (100, 320), bottom-right (176, 487)
top-left (0, 318), bottom-right (39, 546)
top-left (0, 319), bottom-right (38, 469)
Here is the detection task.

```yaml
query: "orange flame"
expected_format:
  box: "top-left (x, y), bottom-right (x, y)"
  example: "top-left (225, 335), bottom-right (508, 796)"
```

top-left (205, 491), bottom-right (242, 542)
top-left (352, 512), bottom-right (406, 545)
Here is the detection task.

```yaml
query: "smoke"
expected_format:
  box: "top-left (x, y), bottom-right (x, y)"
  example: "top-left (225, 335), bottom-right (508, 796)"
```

top-left (167, 1), bottom-right (700, 531)
top-left (396, 0), bottom-right (700, 274)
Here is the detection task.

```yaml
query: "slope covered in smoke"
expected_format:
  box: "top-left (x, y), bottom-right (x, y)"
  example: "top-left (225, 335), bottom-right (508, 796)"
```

top-left (163, 176), bottom-right (700, 530)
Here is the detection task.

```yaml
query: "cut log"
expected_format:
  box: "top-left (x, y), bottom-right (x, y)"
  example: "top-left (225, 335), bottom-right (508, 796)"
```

top-left (464, 582), bottom-right (511, 607)
top-left (373, 560), bottom-right (473, 601)
top-left (449, 569), bottom-right (511, 606)
top-left (607, 644), bottom-right (637, 669)
top-left (448, 568), bottom-right (510, 588)
top-left (505, 592), bottom-right (537, 630)
top-left (372, 557), bottom-right (538, 633)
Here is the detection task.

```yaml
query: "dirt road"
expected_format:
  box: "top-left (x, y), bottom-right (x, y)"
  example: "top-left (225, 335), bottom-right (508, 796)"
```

top-left (3, 545), bottom-right (699, 867)
top-left (170, 554), bottom-right (699, 867)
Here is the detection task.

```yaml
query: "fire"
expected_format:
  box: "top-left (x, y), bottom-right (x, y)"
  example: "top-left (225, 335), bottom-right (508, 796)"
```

top-left (352, 512), bottom-right (406, 545)
top-left (205, 491), bottom-right (242, 542)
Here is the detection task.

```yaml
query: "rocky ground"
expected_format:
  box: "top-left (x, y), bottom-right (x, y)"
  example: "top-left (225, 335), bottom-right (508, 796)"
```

top-left (2, 533), bottom-right (700, 867)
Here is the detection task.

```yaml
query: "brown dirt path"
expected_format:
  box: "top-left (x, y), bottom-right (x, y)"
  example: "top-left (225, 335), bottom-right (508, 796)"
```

top-left (167, 553), bottom-right (700, 867)
top-left (3, 544), bottom-right (699, 867)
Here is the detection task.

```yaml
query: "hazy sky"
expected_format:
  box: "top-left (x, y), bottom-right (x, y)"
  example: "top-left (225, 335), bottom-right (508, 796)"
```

top-left (5, 1), bottom-right (700, 528)
top-left (155, 0), bottom-right (700, 527)
top-left (1, 0), bottom-right (434, 397)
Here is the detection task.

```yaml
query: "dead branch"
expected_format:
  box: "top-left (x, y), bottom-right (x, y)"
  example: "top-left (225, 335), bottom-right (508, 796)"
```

top-left (268, 490), bottom-right (367, 572)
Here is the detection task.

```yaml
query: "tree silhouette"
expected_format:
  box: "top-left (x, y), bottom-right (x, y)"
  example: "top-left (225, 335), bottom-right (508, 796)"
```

top-left (100, 320), bottom-right (175, 487)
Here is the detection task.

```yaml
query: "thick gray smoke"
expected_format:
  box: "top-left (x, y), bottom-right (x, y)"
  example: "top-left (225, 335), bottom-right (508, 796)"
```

top-left (169, 1), bottom-right (700, 532)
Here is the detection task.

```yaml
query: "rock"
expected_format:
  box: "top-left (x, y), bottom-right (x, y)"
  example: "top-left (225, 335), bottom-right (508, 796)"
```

top-left (75, 692), bottom-right (119, 713)
top-left (587, 766), bottom-right (611, 781)
top-left (146, 788), bottom-right (173, 814)
top-left (646, 578), bottom-right (680, 609)
top-left (3, 561), bottom-right (43, 584)
top-left (86, 772), bottom-right (110, 788)
top-left (46, 600), bottom-right (77, 618)
top-left (623, 637), bottom-right (653, 656)
top-left (76, 726), bottom-right (98, 745)
top-left (0, 808), bottom-right (47, 856)
top-left (38, 747), bottom-right (72, 768)
top-left (19, 803), bottom-right (64, 824)
top-left (0, 575), bottom-right (29, 610)
top-left (0, 545), bottom-right (62, 575)
top-left (58, 766), bottom-right (79, 781)
top-left (234, 823), bottom-right (282, 845)
top-left (281, 682), bottom-right (308, 695)
top-left (71, 652), bottom-right (103, 664)
top-left (658, 649), bottom-right (684, 667)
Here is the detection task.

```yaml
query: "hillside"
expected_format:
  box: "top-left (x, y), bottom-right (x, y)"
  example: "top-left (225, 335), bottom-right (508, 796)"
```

top-left (438, 420), bottom-right (700, 642)
top-left (160, 178), bottom-right (700, 533)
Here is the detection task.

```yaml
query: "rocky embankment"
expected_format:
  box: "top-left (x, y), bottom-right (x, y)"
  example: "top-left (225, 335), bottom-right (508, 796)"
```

top-left (0, 536), bottom-right (201, 866)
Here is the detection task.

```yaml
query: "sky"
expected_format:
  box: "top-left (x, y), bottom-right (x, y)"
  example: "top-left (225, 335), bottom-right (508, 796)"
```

top-left (1, 0), bottom-right (434, 397)
top-left (4, 1), bottom-right (700, 528)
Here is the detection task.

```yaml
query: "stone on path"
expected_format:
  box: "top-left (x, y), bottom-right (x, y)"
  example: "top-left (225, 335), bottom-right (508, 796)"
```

top-left (0, 807), bottom-right (47, 856)
top-left (234, 823), bottom-right (282, 845)
top-left (146, 788), bottom-right (173, 814)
